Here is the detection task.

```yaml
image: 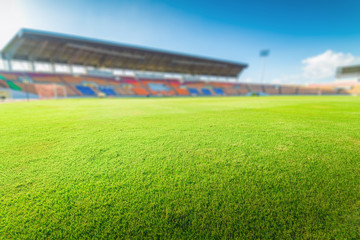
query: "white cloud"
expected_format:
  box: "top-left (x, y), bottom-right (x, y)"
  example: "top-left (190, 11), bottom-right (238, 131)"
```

top-left (302, 50), bottom-right (360, 80)
top-left (271, 50), bottom-right (360, 84)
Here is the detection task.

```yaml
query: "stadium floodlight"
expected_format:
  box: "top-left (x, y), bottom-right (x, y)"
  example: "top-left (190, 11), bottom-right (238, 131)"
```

top-left (259, 49), bottom-right (270, 84)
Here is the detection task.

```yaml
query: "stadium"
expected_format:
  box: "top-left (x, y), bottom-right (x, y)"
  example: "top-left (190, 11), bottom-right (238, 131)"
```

top-left (1, 29), bottom-right (359, 100)
top-left (1, 4), bottom-right (359, 239)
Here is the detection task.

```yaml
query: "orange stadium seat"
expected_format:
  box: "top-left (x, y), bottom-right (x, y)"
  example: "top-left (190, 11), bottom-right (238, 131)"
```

top-left (132, 87), bottom-right (149, 96)
top-left (175, 88), bottom-right (189, 95)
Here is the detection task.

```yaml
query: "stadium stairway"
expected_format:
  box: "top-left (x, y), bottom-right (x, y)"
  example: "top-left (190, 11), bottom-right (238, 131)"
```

top-left (0, 79), bottom-right (8, 88)
top-left (122, 77), bottom-right (150, 96)
top-left (167, 79), bottom-right (189, 96)
top-left (58, 75), bottom-right (83, 96)
top-left (165, 79), bottom-right (179, 96)
top-left (136, 78), bottom-right (152, 96)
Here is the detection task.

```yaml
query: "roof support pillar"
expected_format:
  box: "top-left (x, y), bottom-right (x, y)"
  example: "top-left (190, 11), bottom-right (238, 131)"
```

top-left (6, 58), bottom-right (12, 72)
top-left (49, 63), bottom-right (55, 73)
top-left (29, 61), bottom-right (36, 72)
top-left (69, 64), bottom-right (74, 75)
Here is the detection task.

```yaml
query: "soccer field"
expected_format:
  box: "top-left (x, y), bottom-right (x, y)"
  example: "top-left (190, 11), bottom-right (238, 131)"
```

top-left (1, 96), bottom-right (359, 239)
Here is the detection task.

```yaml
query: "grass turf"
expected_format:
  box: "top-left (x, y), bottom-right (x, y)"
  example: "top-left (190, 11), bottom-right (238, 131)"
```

top-left (0, 96), bottom-right (359, 239)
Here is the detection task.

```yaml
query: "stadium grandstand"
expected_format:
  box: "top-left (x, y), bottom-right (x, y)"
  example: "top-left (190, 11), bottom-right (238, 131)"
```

top-left (0, 29), bottom-right (359, 100)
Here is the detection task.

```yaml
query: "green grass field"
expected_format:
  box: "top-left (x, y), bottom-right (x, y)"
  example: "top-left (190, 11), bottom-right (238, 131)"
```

top-left (1, 96), bottom-right (359, 239)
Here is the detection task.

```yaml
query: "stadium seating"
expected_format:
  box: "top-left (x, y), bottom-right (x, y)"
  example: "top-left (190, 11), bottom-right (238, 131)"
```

top-left (99, 87), bottom-right (116, 96)
top-left (17, 83), bottom-right (37, 94)
top-left (166, 79), bottom-right (189, 96)
top-left (114, 87), bottom-right (134, 95)
top-left (319, 87), bottom-right (338, 95)
top-left (63, 85), bottom-right (78, 96)
top-left (28, 73), bottom-right (63, 83)
top-left (264, 85), bottom-right (280, 95)
top-left (140, 78), bottom-right (175, 96)
top-left (248, 84), bottom-right (263, 93)
top-left (213, 88), bottom-right (225, 95)
top-left (174, 88), bottom-right (189, 95)
top-left (188, 88), bottom-right (200, 95)
top-left (84, 76), bottom-right (112, 86)
top-left (297, 87), bottom-right (319, 95)
top-left (347, 85), bottom-right (360, 95)
top-left (148, 83), bottom-right (171, 92)
top-left (0, 72), bottom-right (20, 80)
top-left (0, 70), bottom-right (354, 98)
top-left (167, 79), bottom-right (181, 87)
top-left (0, 79), bottom-right (8, 88)
top-left (122, 77), bottom-right (150, 95)
top-left (280, 86), bottom-right (298, 95)
top-left (223, 88), bottom-right (238, 95)
top-left (6, 81), bottom-right (22, 91)
top-left (62, 75), bottom-right (86, 85)
top-left (132, 87), bottom-right (149, 96)
top-left (237, 88), bottom-right (250, 95)
top-left (76, 85), bottom-right (96, 95)
top-left (201, 88), bottom-right (213, 95)
top-left (35, 84), bottom-right (67, 98)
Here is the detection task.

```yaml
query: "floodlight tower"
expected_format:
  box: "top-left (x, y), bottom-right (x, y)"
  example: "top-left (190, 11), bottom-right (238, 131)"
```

top-left (259, 49), bottom-right (270, 84)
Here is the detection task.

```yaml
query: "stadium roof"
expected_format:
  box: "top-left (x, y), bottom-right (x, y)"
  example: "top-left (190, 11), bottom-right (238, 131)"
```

top-left (337, 64), bottom-right (360, 77)
top-left (1, 29), bottom-right (248, 77)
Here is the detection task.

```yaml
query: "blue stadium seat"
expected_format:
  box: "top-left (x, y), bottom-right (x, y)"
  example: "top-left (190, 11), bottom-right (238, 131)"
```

top-left (76, 86), bottom-right (96, 95)
top-left (201, 88), bottom-right (212, 95)
top-left (213, 88), bottom-right (224, 95)
top-left (148, 83), bottom-right (171, 92)
top-left (99, 88), bottom-right (116, 96)
top-left (188, 88), bottom-right (200, 95)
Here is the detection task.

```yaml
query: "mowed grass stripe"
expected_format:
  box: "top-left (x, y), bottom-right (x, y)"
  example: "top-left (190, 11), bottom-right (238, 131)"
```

top-left (0, 96), bottom-right (359, 239)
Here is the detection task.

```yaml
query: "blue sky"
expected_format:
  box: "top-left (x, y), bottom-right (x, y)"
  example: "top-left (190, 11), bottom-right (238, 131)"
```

top-left (1, 0), bottom-right (360, 83)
